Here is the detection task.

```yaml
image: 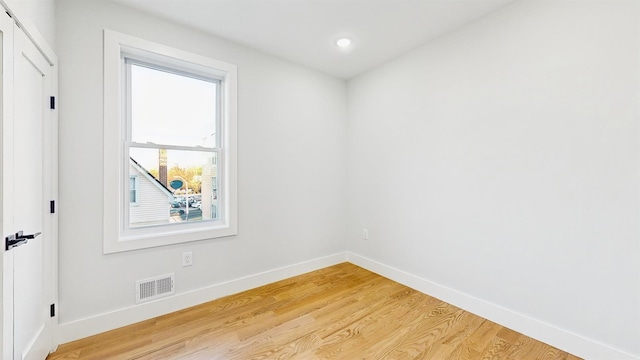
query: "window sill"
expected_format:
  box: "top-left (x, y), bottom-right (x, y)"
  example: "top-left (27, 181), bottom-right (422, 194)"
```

top-left (104, 222), bottom-right (237, 254)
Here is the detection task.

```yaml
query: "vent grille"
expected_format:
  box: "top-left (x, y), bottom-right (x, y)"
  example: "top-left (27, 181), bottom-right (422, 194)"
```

top-left (136, 274), bottom-right (175, 303)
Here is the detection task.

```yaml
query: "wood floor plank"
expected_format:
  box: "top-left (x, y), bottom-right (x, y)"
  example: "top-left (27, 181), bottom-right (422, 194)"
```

top-left (409, 310), bottom-right (484, 359)
top-left (48, 263), bottom-right (582, 360)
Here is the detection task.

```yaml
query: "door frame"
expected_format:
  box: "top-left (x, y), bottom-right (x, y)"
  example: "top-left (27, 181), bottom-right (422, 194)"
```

top-left (0, 1), bottom-right (58, 359)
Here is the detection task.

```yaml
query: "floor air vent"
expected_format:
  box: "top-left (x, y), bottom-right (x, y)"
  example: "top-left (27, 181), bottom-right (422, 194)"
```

top-left (136, 274), bottom-right (175, 303)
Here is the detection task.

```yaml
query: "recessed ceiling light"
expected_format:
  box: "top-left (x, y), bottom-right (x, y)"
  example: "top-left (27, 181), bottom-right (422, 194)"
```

top-left (336, 38), bottom-right (351, 48)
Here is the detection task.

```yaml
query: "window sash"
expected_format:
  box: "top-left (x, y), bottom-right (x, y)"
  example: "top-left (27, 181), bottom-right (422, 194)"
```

top-left (123, 144), bottom-right (223, 232)
top-left (122, 55), bottom-right (223, 233)
top-left (125, 57), bottom-right (224, 84)
top-left (122, 57), bottom-right (223, 150)
top-left (126, 141), bottom-right (221, 153)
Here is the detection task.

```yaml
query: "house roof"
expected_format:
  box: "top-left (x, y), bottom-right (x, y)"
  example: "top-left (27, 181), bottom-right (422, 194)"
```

top-left (129, 157), bottom-right (174, 197)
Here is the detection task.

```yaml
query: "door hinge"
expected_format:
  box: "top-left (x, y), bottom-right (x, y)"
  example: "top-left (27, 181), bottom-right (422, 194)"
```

top-left (50, 96), bottom-right (55, 110)
top-left (50, 304), bottom-right (55, 317)
top-left (50, 200), bottom-right (56, 214)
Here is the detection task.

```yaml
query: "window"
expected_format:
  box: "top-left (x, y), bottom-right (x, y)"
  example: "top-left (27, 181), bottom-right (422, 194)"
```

top-left (104, 30), bottom-right (237, 253)
top-left (125, 60), bottom-right (220, 228)
top-left (129, 176), bottom-right (138, 205)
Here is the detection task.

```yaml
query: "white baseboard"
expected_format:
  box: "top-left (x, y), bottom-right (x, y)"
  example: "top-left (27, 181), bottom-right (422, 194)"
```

top-left (346, 252), bottom-right (638, 360)
top-left (58, 251), bottom-right (638, 360)
top-left (58, 252), bottom-right (348, 344)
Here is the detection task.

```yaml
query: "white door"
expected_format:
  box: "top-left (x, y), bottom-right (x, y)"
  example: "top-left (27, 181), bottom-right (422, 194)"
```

top-left (0, 10), bottom-right (15, 360)
top-left (1, 11), bottom-right (56, 360)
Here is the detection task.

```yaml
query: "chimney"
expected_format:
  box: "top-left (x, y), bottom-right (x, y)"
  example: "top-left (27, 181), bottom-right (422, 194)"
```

top-left (159, 149), bottom-right (168, 187)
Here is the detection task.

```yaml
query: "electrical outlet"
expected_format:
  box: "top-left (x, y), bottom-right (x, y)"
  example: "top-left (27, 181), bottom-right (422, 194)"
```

top-left (363, 228), bottom-right (369, 240)
top-left (182, 252), bottom-right (193, 267)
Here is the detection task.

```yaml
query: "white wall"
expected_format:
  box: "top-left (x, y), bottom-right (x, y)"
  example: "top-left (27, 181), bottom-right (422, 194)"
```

top-left (55, 0), bottom-right (640, 357)
top-left (347, 0), bottom-right (639, 358)
top-left (5, 0), bottom-right (55, 49)
top-left (56, 0), bottom-right (346, 336)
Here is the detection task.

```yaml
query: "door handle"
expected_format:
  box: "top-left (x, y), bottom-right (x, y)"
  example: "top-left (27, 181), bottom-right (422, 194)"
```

top-left (5, 230), bottom-right (41, 251)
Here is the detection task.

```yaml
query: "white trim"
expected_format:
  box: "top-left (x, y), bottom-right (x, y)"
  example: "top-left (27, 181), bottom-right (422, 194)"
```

top-left (58, 252), bottom-right (348, 344)
top-left (49, 57), bottom-right (59, 353)
top-left (0, 0), bottom-right (57, 66)
top-left (346, 252), bottom-right (640, 360)
top-left (1, 9), bottom-right (16, 359)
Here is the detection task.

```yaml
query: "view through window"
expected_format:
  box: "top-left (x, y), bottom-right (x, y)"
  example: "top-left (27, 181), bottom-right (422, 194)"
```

top-left (126, 61), bottom-right (221, 228)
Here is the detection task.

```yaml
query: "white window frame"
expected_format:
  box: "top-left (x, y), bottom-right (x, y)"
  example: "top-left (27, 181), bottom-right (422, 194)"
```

top-left (129, 175), bottom-right (139, 206)
top-left (103, 29), bottom-right (237, 254)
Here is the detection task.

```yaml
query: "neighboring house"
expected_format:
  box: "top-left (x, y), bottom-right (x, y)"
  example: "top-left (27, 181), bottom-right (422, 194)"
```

top-left (201, 154), bottom-right (218, 221)
top-left (129, 157), bottom-right (174, 227)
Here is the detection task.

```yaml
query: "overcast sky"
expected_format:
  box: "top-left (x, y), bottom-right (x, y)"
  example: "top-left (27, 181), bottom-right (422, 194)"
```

top-left (130, 64), bottom-right (217, 171)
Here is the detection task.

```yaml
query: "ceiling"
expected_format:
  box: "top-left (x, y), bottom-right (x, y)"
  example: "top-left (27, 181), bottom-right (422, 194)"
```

top-left (111, 0), bottom-right (515, 79)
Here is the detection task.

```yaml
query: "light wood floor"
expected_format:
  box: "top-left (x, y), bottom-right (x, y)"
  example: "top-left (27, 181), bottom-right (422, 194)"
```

top-left (48, 263), bottom-right (582, 360)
